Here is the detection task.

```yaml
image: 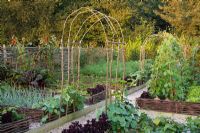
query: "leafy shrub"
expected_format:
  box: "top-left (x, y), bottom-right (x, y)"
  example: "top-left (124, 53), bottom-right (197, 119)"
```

top-left (62, 113), bottom-right (110, 133)
top-left (107, 100), bottom-right (140, 132)
top-left (187, 86), bottom-right (200, 102)
top-left (149, 33), bottom-right (192, 100)
top-left (0, 107), bottom-right (24, 124)
top-left (0, 83), bottom-right (50, 108)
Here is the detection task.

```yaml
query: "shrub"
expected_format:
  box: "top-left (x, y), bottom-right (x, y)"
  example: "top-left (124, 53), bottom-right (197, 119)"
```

top-left (149, 33), bottom-right (192, 100)
top-left (186, 86), bottom-right (200, 102)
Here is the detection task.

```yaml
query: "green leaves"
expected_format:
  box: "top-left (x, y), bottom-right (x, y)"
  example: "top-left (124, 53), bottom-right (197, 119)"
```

top-left (186, 86), bottom-right (200, 103)
top-left (149, 33), bottom-right (192, 100)
top-left (33, 85), bottom-right (84, 123)
top-left (107, 100), bottom-right (139, 132)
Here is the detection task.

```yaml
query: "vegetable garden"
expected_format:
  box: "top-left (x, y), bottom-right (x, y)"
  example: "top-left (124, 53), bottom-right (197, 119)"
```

top-left (0, 7), bottom-right (199, 133)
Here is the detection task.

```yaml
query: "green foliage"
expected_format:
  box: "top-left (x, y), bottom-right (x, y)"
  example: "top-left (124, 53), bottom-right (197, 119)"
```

top-left (186, 86), bottom-right (200, 103)
top-left (137, 113), bottom-right (154, 132)
top-left (33, 85), bottom-right (84, 123)
top-left (185, 117), bottom-right (200, 132)
top-left (107, 100), bottom-right (139, 133)
top-left (0, 83), bottom-right (50, 108)
top-left (81, 60), bottom-right (139, 77)
top-left (153, 117), bottom-right (185, 133)
top-left (127, 59), bottom-right (153, 86)
top-left (149, 33), bottom-right (192, 100)
top-left (157, 0), bottom-right (200, 37)
top-left (191, 46), bottom-right (200, 85)
top-left (36, 96), bottom-right (62, 123)
top-left (105, 98), bottom-right (200, 132)
top-left (62, 85), bottom-right (85, 110)
top-left (129, 0), bottom-right (169, 31)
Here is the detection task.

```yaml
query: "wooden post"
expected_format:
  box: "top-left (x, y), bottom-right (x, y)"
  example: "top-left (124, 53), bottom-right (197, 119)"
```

top-left (68, 45), bottom-right (70, 84)
top-left (77, 46), bottom-right (81, 88)
top-left (3, 44), bottom-right (7, 64)
top-left (60, 44), bottom-right (64, 118)
top-left (122, 44), bottom-right (126, 80)
top-left (109, 44), bottom-right (114, 103)
top-left (105, 47), bottom-right (109, 113)
top-left (71, 46), bottom-right (74, 84)
top-left (115, 41), bottom-right (120, 82)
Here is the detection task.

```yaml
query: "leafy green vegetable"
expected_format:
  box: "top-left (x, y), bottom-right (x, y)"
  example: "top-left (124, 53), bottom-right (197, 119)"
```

top-left (33, 85), bottom-right (84, 123)
top-left (107, 100), bottom-right (139, 132)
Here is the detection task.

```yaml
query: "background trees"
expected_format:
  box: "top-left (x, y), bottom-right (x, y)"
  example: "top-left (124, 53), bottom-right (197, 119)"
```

top-left (0, 0), bottom-right (199, 46)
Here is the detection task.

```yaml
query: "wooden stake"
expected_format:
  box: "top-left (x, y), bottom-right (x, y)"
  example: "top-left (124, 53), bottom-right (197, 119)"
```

top-left (109, 44), bottom-right (114, 102)
top-left (71, 46), bottom-right (74, 84)
top-left (68, 45), bottom-right (70, 84)
top-left (77, 46), bottom-right (81, 88)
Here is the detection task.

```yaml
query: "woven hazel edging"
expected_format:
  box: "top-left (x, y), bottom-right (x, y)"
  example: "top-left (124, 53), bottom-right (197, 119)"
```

top-left (26, 84), bottom-right (146, 133)
top-left (85, 84), bottom-right (146, 105)
top-left (136, 98), bottom-right (200, 116)
top-left (85, 90), bottom-right (106, 105)
top-left (17, 108), bottom-right (44, 123)
top-left (0, 117), bottom-right (30, 133)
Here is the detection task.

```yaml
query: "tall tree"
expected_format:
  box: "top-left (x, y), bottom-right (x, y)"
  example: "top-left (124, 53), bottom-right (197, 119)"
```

top-left (0, 0), bottom-right (57, 44)
top-left (156, 0), bottom-right (200, 37)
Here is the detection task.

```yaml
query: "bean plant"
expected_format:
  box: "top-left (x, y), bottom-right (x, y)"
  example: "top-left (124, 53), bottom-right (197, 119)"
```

top-left (149, 33), bottom-right (192, 100)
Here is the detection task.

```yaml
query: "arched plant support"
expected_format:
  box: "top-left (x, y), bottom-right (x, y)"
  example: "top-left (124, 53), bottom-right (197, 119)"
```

top-left (60, 7), bottom-right (125, 115)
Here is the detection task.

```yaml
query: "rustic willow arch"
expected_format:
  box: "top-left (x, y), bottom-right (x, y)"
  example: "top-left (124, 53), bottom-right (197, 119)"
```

top-left (60, 7), bottom-right (125, 115)
top-left (139, 33), bottom-right (175, 71)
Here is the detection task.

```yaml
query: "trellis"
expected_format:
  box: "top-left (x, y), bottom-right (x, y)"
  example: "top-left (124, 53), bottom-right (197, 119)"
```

top-left (60, 7), bottom-right (126, 114)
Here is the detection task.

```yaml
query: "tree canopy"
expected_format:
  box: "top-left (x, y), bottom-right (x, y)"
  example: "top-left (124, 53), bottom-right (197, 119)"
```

top-left (0, 0), bottom-right (199, 46)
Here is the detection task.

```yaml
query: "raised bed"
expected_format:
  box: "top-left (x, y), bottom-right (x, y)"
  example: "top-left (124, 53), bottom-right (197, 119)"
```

top-left (17, 108), bottom-right (44, 122)
top-left (85, 90), bottom-right (106, 105)
top-left (85, 84), bottom-right (146, 105)
top-left (0, 117), bottom-right (30, 133)
top-left (136, 98), bottom-right (200, 116)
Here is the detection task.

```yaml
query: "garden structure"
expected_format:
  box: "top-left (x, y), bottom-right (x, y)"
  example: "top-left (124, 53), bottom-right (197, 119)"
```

top-left (0, 7), bottom-right (199, 133)
top-left (0, 7), bottom-right (133, 133)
